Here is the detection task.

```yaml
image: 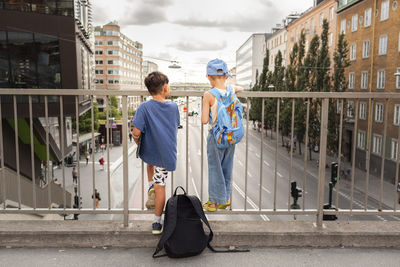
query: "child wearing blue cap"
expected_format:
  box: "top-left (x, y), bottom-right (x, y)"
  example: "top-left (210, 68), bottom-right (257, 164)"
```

top-left (132, 71), bottom-right (180, 234)
top-left (201, 59), bottom-right (243, 211)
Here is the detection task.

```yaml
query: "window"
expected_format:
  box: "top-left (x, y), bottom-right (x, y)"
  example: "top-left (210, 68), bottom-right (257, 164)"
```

top-left (329, 32), bottom-right (333, 47)
top-left (351, 14), bottom-right (358, 32)
top-left (362, 40), bottom-right (370, 58)
top-left (107, 69), bottom-right (119, 75)
top-left (373, 135), bottom-right (383, 155)
top-left (358, 131), bottom-right (366, 149)
top-left (359, 102), bottom-right (367, 120)
top-left (375, 103), bottom-right (384, 122)
top-left (394, 105), bottom-right (400, 125)
top-left (377, 70), bottom-right (385, 89)
top-left (95, 60), bottom-right (103, 65)
top-left (397, 68), bottom-right (400, 89)
top-left (330, 7), bottom-right (334, 21)
top-left (364, 8), bottom-right (372, 27)
top-left (320, 13), bottom-right (324, 26)
top-left (94, 40), bottom-right (103, 45)
top-left (95, 50), bottom-right (103, 55)
top-left (381, 0), bottom-right (390, 21)
top-left (349, 72), bottom-right (355, 89)
top-left (379, 35), bottom-right (388, 55)
top-left (350, 43), bottom-right (356, 60)
top-left (340, 19), bottom-right (346, 34)
top-left (391, 139), bottom-right (398, 160)
top-left (95, 69), bottom-right (103, 75)
top-left (95, 79), bottom-right (103, 84)
top-left (347, 101), bottom-right (354, 118)
top-left (361, 71), bottom-right (369, 89)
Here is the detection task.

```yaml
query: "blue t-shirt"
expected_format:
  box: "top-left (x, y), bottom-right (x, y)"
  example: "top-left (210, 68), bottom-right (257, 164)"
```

top-left (132, 99), bottom-right (180, 171)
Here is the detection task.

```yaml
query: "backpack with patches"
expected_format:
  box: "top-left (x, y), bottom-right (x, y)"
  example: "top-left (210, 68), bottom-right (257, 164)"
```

top-left (209, 86), bottom-right (244, 149)
top-left (153, 186), bottom-right (249, 258)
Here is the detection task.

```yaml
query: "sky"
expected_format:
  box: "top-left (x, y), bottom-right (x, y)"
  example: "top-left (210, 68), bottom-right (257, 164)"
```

top-left (93, 0), bottom-right (313, 84)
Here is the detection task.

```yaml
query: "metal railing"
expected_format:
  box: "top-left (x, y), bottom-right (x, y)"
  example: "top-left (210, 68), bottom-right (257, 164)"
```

top-left (0, 89), bottom-right (400, 227)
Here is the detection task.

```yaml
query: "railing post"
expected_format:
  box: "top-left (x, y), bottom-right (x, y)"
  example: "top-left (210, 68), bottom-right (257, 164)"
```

top-left (122, 95), bottom-right (129, 227)
top-left (316, 98), bottom-right (329, 227)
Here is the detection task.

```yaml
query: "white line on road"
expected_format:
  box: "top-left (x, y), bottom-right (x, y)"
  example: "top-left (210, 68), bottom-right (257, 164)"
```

top-left (258, 184), bottom-right (271, 194)
top-left (247, 172), bottom-right (253, 178)
top-left (238, 160), bottom-right (243, 167)
top-left (277, 172), bottom-right (283, 178)
top-left (263, 161), bottom-right (270, 166)
top-left (233, 182), bottom-right (269, 221)
top-left (256, 153), bottom-right (260, 158)
top-left (189, 166), bottom-right (192, 173)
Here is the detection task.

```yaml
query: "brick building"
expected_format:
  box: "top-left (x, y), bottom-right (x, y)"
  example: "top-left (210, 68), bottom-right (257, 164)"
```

top-left (286, 0), bottom-right (338, 73)
top-left (94, 22), bottom-right (143, 111)
top-left (337, 0), bottom-right (400, 180)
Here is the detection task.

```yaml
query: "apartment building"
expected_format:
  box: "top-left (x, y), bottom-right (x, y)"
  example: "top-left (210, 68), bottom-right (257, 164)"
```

top-left (337, 0), bottom-right (400, 180)
top-left (94, 22), bottom-right (143, 110)
top-left (286, 0), bottom-right (338, 70)
top-left (266, 14), bottom-right (300, 72)
top-left (143, 60), bottom-right (158, 77)
top-left (236, 33), bottom-right (271, 89)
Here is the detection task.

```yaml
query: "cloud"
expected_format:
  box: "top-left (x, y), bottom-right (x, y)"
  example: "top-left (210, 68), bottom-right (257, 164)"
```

top-left (120, 0), bottom-right (174, 26)
top-left (168, 40), bottom-right (227, 52)
top-left (92, 5), bottom-right (110, 25)
top-left (170, 2), bottom-right (281, 32)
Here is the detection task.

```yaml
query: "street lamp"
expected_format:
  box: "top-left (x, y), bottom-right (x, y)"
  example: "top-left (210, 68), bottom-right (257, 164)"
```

top-left (168, 60), bottom-right (181, 69)
top-left (268, 84), bottom-right (275, 90)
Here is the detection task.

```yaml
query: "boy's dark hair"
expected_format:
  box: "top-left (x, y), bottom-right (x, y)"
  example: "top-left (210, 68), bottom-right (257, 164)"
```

top-left (144, 71), bottom-right (169, 95)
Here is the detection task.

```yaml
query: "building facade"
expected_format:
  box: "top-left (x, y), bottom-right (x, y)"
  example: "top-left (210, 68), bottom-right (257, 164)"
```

top-left (236, 33), bottom-right (270, 89)
top-left (337, 0), bottom-right (400, 180)
top-left (142, 60), bottom-right (158, 77)
top-left (0, 0), bottom-right (94, 208)
top-left (94, 22), bottom-right (143, 110)
top-left (286, 0), bottom-right (338, 72)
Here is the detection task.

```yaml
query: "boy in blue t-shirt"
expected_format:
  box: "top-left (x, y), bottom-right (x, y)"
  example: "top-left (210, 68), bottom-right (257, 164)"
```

top-left (132, 71), bottom-right (180, 234)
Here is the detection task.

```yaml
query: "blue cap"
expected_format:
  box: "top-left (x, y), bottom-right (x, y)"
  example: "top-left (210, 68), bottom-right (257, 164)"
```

top-left (206, 59), bottom-right (232, 78)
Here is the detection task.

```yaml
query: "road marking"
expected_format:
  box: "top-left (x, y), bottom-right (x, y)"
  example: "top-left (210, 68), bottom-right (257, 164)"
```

top-left (233, 182), bottom-right (270, 221)
top-left (247, 172), bottom-right (253, 178)
top-left (263, 161), bottom-right (270, 166)
top-left (197, 149), bottom-right (201, 156)
top-left (277, 172), bottom-right (283, 178)
top-left (191, 177), bottom-right (200, 198)
top-left (189, 166), bottom-right (192, 173)
top-left (258, 184), bottom-right (271, 194)
top-left (238, 160), bottom-right (243, 167)
top-left (256, 153), bottom-right (260, 158)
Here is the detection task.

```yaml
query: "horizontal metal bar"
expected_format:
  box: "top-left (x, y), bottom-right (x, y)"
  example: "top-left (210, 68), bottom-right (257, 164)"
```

top-left (323, 210), bottom-right (400, 216)
top-left (0, 209), bottom-right (124, 215)
top-left (0, 89), bottom-right (400, 99)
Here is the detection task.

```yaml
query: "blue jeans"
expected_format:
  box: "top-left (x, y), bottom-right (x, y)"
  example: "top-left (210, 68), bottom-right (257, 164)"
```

top-left (207, 131), bottom-right (235, 204)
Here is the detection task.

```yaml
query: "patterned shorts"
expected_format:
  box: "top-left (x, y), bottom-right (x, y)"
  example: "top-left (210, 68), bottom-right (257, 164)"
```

top-left (153, 167), bottom-right (168, 186)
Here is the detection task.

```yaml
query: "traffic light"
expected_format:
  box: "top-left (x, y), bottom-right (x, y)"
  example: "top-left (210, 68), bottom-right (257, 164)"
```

top-left (331, 162), bottom-right (338, 185)
top-left (290, 181), bottom-right (302, 210)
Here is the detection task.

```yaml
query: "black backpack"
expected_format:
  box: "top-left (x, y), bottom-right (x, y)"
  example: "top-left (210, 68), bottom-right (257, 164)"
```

top-left (153, 186), bottom-right (249, 258)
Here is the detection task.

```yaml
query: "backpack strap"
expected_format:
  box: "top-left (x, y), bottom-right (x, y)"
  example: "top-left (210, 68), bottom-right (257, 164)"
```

top-left (208, 87), bottom-right (222, 100)
top-left (152, 195), bottom-right (178, 258)
top-left (187, 195), bottom-right (250, 254)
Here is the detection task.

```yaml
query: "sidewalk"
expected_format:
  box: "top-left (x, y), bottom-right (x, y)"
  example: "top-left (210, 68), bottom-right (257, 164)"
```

top-left (260, 128), bottom-right (398, 210)
top-left (1, 247), bottom-right (399, 267)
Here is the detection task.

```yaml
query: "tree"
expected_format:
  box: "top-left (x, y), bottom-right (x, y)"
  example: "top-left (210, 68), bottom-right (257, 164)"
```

top-left (265, 50), bottom-right (284, 138)
top-left (73, 102), bottom-right (100, 134)
top-left (294, 31), bottom-right (307, 155)
top-left (328, 32), bottom-right (351, 154)
top-left (249, 69), bottom-right (261, 122)
top-left (304, 34), bottom-right (320, 159)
